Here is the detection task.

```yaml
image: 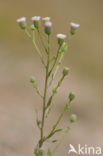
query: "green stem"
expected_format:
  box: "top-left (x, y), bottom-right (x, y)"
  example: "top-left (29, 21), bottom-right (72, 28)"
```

top-left (33, 83), bottom-right (43, 98)
top-left (45, 101), bottom-right (70, 141)
top-left (32, 31), bottom-right (46, 66)
top-left (39, 34), bottom-right (50, 148)
top-left (51, 123), bottom-right (72, 155)
top-left (49, 45), bottom-right (61, 76)
top-left (37, 29), bottom-right (48, 54)
top-left (49, 35), bottom-right (72, 86)
top-left (49, 51), bottom-right (65, 86)
top-left (24, 29), bottom-right (45, 67)
top-left (52, 74), bottom-right (65, 96)
top-left (24, 29), bottom-right (31, 38)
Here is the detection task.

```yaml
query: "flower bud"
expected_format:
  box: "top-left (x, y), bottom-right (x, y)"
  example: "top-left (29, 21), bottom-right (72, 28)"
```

top-left (44, 22), bottom-right (52, 35)
top-left (69, 92), bottom-right (75, 101)
top-left (30, 76), bottom-right (35, 83)
top-left (56, 34), bottom-right (67, 46)
top-left (16, 17), bottom-right (27, 29)
top-left (70, 22), bottom-right (80, 35)
top-left (31, 16), bottom-right (41, 29)
top-left (63, 67), bottom-right (69, 76)
top-left (70, 114), bottom-right (77, 123)
top-left (42, 17), bottom-right (51, 24)
top-left (30, 24), bottom-right (35, 31)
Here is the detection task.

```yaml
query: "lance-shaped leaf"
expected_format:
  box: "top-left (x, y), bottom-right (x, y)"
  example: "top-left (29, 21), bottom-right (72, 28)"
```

top-left (46, 129), bottom-right (62, 140)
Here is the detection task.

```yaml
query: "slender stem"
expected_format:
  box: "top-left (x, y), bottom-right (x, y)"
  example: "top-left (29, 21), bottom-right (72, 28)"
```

top-left (32, 82), bottom-right (43, 98)
top-left (51, 102), bottom-right (70, 132)
top-left (51, 123), bottom-right (72, 155)
top-left (45, 101), bottom-right (70, 141)
top-left (39, 34), bottom-right (50, 148)
top-left (37, 29), bottom-right (48, 54)
top-left (52, 74), bottom-right (64, 96)
top-left (24, 29), bottom-right (46, 67)
top-left (49, 35), bottom-right (72, 86)
top-left (24, 29), bottom-right (31, 38)
top-left (49, 45), bottom-right (61, 76)
top-left (49, 51), bottom-right (65, 86)
top-left (32, 31), bottom-right (46, 66)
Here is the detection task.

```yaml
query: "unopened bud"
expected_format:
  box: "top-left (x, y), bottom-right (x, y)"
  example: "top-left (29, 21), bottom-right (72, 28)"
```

top-left (57, 34), bottom-right (67, 46)
top-left (44, 22), bottom-right (52, 35)
top-left (31, 16), bottom-right (41, 29)
top-left (70, 22), bottom-right (80, 35)
top-left (16, 17), bottom-right (27, 29)
top-left (30, 24), bottom-right (35, 31)
top-left (30, 76), bottom-right (35, 83)
top-left (69, 92), bottom-right (75, 101)
top-left (63, 67), bottom-right (69, 76)
top-left (70, 114), bottom-right (77, 123)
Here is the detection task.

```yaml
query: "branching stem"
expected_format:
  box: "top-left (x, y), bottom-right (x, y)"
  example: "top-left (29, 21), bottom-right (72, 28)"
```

top-left (39, 34), bottom-right (50, 148)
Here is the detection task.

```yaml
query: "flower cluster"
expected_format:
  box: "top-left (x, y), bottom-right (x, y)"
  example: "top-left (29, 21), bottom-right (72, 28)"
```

top-left (17, 16), bottom-right (80, 156)
top-left (17, 16), bottom-right (80, 36)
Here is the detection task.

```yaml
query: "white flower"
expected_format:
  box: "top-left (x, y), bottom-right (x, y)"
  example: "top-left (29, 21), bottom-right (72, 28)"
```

top-left (45, 22), bottom-right (52, 27)
top-left (16, 17), bottom-right (26, 23)
top-left (42, 17), bottom-right (51, 22)
top-left (70, 22), bottom-right (80, 29)
top-left (31, 16), bottom-right (41, 21)
top-left (56, 34), bottom-right (67, 39)
top-left (56, 34), bottom-right (67, 46)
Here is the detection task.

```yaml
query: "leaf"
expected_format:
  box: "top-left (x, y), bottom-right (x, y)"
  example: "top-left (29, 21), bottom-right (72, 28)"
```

top-left (54, 129), bottom-right (62, 133)
top-left (45, 106), bottom-right (51, 118)
top-left (36, 120), bottom-right (41, 129)
top-left (35, 109), bottom-right (41, 129)
top-left (52, 140), bottom-right (57, 143)
top-left (47, 129), bottom-right (62, 139)
top-left (46, 96), bottom-right (53, 109)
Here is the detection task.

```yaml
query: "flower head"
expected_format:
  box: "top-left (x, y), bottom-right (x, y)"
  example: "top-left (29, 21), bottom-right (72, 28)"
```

top-left (56, 34), bottom-right (67, 46)
top-left (63, 67), bottom-right (69, 76)
top-left (16, 17), bottom-right (26, 23)
top-left (31, 16), bottom-right (41, 29)
top-left (42, 17), bottom-right (51, 24)
top-left (44, 22), bottom-right (52, 35)
top-left (16, 17), bottom-right (27, 29)
top-left (69, 92), bottom-right (75, 101)
top-left (70, 114), bottom-right (77, 123)
top-left (70, 22), bottom-right (80, 35)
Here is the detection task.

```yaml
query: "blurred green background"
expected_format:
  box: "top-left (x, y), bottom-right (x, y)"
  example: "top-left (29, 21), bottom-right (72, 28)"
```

top-left (0, 0), bottom-right (103, 155)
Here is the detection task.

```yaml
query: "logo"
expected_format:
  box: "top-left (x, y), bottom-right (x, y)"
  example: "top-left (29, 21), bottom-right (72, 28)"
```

top-left (68, 144), bottom-right (102, 155)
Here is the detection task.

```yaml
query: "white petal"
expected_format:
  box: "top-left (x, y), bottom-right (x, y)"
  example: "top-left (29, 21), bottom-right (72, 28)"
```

top-left (16, 17), bottom-right (26, 23)
top-left (31, 16), bottom-right (41, 21)
top-left (56, 34), bottom-right (67, 39)
top-left (70, 22), bottom-right (80, 28)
